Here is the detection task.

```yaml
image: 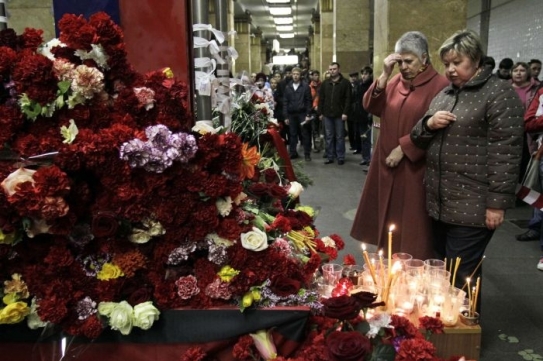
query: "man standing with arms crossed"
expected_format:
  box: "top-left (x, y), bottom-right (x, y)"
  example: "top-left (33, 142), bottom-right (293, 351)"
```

top-left (318, 62), bottom-right (352, 165)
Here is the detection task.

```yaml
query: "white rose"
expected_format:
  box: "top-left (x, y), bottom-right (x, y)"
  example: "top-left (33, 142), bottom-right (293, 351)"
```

top-left (133, 301), bottom-right (160, 330)
top-left (240, 227), bottom-right (268, 252)
top-left (97, 302), bottom-right (116, 317)
top-left (129, 228), bottom-right (151, 244)
top-left (146, 219), bottom-right (165, 237)
top-left (27, 298), bottom-right (47, 330)
top-left (108, 301), bottom-right (134, 335)
top-left (216, 196), bottom-right (233, 217)
top-left (287, 181), bottom-right (304, 199)
top-left (1, 168), bottom-right (36, 196)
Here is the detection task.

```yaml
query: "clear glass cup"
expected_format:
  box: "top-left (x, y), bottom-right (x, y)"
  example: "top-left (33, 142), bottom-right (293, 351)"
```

top-left (392, 252), bottom-right (413, 271)
top-left (321, 263), bottom-right (343, 286)
top-left (424, 258), bottom-right (446, 271)
top-left (342, 265), bottom-right (364, 286)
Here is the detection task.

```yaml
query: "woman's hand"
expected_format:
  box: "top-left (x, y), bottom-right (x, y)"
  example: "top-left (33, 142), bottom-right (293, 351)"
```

top-left (427, 111), bottom-right (456, 130)
top-left (486, 208), bottom-right (504, 230)
top-left (383, 53), bottom-right (401, 76)
top-left (385, 145), bottom-right (404, 168)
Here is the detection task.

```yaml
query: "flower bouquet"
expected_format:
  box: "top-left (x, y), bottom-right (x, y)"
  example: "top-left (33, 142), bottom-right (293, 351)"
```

top-left (0, 13), bottom-right (337, 341)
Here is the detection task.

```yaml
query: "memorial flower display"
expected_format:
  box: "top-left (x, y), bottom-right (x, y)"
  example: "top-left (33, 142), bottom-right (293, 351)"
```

top-left (0, 13), bottom-right (334, 339)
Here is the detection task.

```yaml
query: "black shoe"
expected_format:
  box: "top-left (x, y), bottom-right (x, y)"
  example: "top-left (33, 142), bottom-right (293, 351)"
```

top-left (516, 229), bottom-right (540, 241)
top-left (322, 153), bottom-right (328, 158)
top-left (305, 155), bottom-right (311, 161)
top-left (338, 160), bottom-right (345, 165)
top-left (324, 160), bottom-right (334, 164)
top-left (290, 153), bottom-right (299, 160)
top-left (353, 150), bottom-right (361, 154)
top-left (359, 160), bottom-right (369, 166)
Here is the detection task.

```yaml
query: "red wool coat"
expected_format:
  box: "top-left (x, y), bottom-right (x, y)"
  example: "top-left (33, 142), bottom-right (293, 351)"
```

top-left (350, 65), bottom-right (448, 260)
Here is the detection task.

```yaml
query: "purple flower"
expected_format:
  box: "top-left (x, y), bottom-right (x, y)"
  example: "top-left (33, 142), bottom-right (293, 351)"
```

top-left (145, 124), bottom-right (172, 149)
top-left (119, 138), bottom-right (150, 168)
top-left (76, 297), bottom-right (97, 320)
top-left (167, 243), bottom-right (197, 265)
top-left (142, 147), bottom-right (171, 173)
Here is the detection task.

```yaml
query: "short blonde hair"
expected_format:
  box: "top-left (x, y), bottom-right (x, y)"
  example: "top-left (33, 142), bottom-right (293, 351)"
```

top-left (291, 67), bottom-right (302, 74)
top-left (439, 30), bottom-right (485, 67)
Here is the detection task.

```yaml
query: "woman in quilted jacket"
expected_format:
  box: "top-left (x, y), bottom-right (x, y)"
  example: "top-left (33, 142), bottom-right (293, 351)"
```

top-left (411, 30), bottom-right (524, 309)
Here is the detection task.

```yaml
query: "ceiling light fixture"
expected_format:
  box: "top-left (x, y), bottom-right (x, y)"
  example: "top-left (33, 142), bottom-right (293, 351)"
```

top-left (273, 17), bottom-right (293, 25)
top-left (269, 7), bottom-right (292, 16)
top-left (272, 55), bottom-right (299, 65)
top-left (276, 25), bottom-right (294, 31)
top-left (266, 0), bottom-right (291, 3)
top-left (279, 33), bottom-right (295, 38)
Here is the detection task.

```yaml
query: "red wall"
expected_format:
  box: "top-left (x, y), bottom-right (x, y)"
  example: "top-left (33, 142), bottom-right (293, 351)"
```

top-left (119, 0), bottom-right (193, 114)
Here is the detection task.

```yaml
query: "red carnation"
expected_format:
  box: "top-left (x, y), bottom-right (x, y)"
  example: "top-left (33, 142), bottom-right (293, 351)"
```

top-left (395, 338), bottom-right (436, 361)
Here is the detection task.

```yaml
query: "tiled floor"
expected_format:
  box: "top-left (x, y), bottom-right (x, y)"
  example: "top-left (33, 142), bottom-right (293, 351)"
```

top-left (300, 147), bottom-right (543, 361)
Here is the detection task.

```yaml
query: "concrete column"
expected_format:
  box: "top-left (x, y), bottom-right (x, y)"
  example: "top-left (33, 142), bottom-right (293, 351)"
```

top-left (371, 0), bottom-right (468, 141)
top-left (227, 0), bottom-right (235, 57)
top-left (373, 0), bottom-right (468, 75)
top-left (250, 28), bottom-right (262, 74)
top-left (233, 11), bottom-right (252, 76)
top-left (6, 0), bottom-right (54, 39)
top-left (335, 0), bottom-right (371, 74)
top-left (208, 1), bottom-right (216, 28)
top-left (260, 39), bottom-right (269, 75)
top-left (319, 0), bottom-right (334, 73)
top-left (311, 11), bottom-right (321, 74)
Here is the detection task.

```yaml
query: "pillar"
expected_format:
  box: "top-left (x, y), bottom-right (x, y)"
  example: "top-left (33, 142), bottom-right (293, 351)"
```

top-left (233, 11), bottom-right (251, 76)
top-left (335, 0), bottom-right (371, 74)
top-left (319, 0), bottom-right (333, 74)
top-left (250, 27), bottom-right (262, 74)
top-left (311, 11), bottom-right (321, 74)
top-left (5, 0), bottom-right (54, 39)
top-left (371, 0), bottom-right (468, 141)
top-left (260, 39), bottom-right (269, 75)
top-left (192, 0), bottom-right (212, 122)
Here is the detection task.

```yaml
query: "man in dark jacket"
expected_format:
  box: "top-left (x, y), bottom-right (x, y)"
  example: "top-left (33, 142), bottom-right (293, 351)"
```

top-left (284, 67), bottom-right (313, 161)
top-left (318, 62), bottom-right (352, 165)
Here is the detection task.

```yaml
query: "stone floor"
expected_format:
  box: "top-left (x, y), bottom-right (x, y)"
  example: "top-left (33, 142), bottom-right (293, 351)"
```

top-left (299, 146), bottom-right (543, 361)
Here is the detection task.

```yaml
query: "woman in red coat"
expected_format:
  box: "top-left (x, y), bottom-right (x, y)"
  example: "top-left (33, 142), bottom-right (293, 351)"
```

top-left (350, 31), bottom-right (448, 260)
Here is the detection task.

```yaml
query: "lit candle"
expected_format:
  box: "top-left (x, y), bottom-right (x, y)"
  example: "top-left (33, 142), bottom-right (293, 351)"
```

top-left (466, 277), bottom-right (472, 316)
top-left (388, 225), bottom-right (395, 278)
top-left (361, 243), bottom-right (378, 286)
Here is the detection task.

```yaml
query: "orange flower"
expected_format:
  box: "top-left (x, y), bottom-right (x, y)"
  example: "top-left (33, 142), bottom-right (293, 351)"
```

top-left (240, 143), bottom-right (260, 180)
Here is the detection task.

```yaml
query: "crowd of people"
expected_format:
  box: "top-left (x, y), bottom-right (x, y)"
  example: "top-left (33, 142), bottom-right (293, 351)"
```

top-left (240, 29), bottom-right (543, 309)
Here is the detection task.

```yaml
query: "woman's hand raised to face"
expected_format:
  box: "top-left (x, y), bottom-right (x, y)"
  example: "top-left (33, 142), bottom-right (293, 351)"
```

top-left (383, 53), bottom-right (402, 77)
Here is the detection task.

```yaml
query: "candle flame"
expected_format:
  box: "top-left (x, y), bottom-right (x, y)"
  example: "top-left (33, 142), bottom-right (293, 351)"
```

top-left (361, 243), bottom-right (366, 251)
top-left (389, 224), bottom-right (395, 232)
top-left (392, 261), bottom-right (402, 273)
top-left (378, 249), bottom-right (383, 256)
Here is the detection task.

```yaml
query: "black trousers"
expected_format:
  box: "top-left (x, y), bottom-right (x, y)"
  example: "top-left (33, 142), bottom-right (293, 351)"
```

top-left (431, 220), bottom-right (494, 312)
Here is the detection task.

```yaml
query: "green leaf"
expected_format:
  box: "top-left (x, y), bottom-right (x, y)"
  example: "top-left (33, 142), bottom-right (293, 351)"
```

top-left (498, 333), bottom-right (508, 340)
top-left (520, 351), bottom-right (529, 356)
top-left (353, 320), bottom-right (370, 335)
top-left (508, 336), bottom-right (519, 343)
top-left (370, 344), bottom-right (395, 361)
top-left (57, 80), bottom-right (71, 94)
top-left (532, 354), bottom-right (543, 360)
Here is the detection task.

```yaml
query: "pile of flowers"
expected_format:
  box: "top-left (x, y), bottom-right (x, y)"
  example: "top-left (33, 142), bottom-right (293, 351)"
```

top-left (0, 13), bottom-right (343, 339)
top-left (220, 292), bottom-right (469, 361)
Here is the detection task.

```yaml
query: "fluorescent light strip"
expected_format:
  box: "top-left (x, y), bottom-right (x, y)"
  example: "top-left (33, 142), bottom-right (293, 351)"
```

top-left (276, 25), bottom-right (293, 31)
top-left (273, 17), bottom-right (293, 25)
top-left (269, 7), bottom-right (292, 16)
top-left (266, 0), bottom-right (290, 3)
top-left (273, 55), bottom-right (299, 64)
top-left (279, 33), bottom-right (295, 38)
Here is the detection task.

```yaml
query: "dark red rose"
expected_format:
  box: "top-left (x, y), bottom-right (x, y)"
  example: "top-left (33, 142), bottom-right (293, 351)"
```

top-left (322, 295), bottom-right (362, 320)
top-left (126, 287), bottom-right (152, 306)
top-left (326, 331), bottom-right (372, 361)
top-left (351, 290), bottom-right (384, 309)
top-left (268, 183), bottom-right (288, 198)
top-left (269, 275), bottom-right (301, 297)
top-left (91, 211), bottom-right (119, 238)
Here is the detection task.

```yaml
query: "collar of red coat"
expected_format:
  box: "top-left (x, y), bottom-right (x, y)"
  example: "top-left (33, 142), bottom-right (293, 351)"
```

top-left (397, 64), bottom-right (440, 95)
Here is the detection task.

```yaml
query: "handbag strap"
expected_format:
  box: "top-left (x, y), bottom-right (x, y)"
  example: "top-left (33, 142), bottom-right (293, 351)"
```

top-left (535, 144), bottom-right (543, 160)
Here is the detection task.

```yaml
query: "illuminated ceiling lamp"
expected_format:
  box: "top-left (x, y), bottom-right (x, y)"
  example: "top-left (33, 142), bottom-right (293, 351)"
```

top-left (269, 7), bottom-right (292, 16)
top-left (272, 55), bottom-right (299, 65)
top-left (279, 33), bottom-right (295, 38)
top-left (276, 25), bottom-right (293, 31)
top-left (273, 17), bottom-right (293, 25)
top-left (266, 0), bottom-right (291, 3)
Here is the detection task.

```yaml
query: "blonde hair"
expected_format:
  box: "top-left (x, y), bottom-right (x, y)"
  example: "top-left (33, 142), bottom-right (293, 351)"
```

top-left (439, 30), bottom-right (485, 67)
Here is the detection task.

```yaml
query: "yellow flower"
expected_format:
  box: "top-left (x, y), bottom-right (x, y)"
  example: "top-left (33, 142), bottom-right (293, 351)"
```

top-left (60, 119), bottom-right (79, 144)
top-left (240, 143), bottom-right (260, 180)
top-left (296, 205), bottom-right (315, 218)
top-left (97, 263), bottom-right (125, 281)
top-left (162, 67), bottom-right (174, 78)
top-left (250, 329), bottom-right (278, 360)
top-left (218, 265), bottom-right (240, 282)
top-left (242, 292), bottom-right (254, 308)
top-left (3, 293), bottom-right (19, 305)
top-left (4, 273), bottom-right (29, 299)
top-left (0, 301), bottom-right (30, 324)
top-left (251, 289), bottom-right (262, 302)
top-left (0, 229), bottom-right (18, 245)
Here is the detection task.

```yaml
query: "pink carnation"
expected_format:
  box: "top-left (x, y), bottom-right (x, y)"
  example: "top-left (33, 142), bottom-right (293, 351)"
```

top-left (175, 275), bottom-right (200, 300)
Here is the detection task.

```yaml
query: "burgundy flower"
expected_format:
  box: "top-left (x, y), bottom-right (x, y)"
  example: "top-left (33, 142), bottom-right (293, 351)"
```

top-left (395, 338), bottom-right (436, 361)
top-left (269, 275), bottom-right (302, 297)
top-left (322, 295), bottom-right (362, 321)
top-left (326, 331), bottom-right (372, 361)
top-left (91, 211), bottom-right (119, 238)
top-left (418, 316), bottom-right (444, 335)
